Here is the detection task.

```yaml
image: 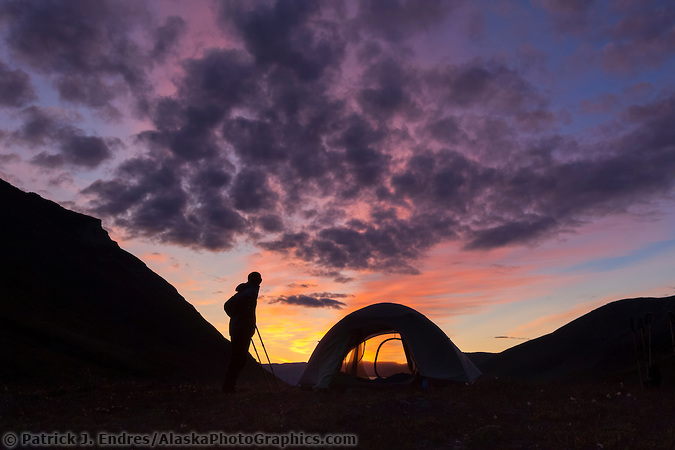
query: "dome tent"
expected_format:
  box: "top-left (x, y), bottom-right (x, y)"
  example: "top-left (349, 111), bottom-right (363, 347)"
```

top-left (298, 303), bottom-right (481, 389)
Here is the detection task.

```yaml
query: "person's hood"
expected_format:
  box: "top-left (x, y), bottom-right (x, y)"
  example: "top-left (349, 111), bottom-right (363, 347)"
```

top-left (235, 282), bottom-right (259, 294)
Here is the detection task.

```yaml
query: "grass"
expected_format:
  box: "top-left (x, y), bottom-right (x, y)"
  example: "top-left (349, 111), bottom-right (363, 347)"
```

top-left (3, 373), bottom-right (675, 449)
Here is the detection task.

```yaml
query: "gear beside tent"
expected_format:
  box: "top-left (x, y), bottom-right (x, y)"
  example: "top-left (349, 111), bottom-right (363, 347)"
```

top-left (298, 303), bottom-right (481, 389)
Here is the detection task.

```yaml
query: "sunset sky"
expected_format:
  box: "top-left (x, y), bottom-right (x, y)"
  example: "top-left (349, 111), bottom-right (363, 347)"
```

top-left (1, 0), bottom-right (674, 363)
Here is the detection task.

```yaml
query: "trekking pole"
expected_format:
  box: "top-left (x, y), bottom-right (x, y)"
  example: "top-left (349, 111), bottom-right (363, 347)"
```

top-left (644, 312), bottom-right (661, 387)
top-left (645, 313), bottom-right (653, 367)
top-left (638, 318), bottom-right (647, 363)
top-left (669, 311), bottom-right (675, 356)
top-left (630, 318), bottom-right (643, 390)
top-left (250, 338), bottom-right (272, 391)
top-left (256, 325), bottom-right (281, 391)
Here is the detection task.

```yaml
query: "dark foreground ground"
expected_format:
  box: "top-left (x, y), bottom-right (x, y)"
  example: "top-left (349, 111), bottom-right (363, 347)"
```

top-left (2, 371), bottom-right (675, 450)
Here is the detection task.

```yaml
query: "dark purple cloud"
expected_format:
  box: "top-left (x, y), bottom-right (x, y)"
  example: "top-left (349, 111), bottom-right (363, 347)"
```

top-left (354, 0), bottom-right (456, 42)
top-left (269, 294), bottom-right (348, 309)
top-left (82, 4), bottom-right (675, 275)
top-left (0, 61), bottom-right (36, 107)
top-left (178, 49), bottom-right (259, 113)
top-left (151, 16), bottom-right (187, 61)
top-left (3, 0), bottom-right (672, 280)
top-left (32, 134), bottom-right (119, 169)
top-left (10, 106), bottom-right (119, 168)
top-left (357, 57), bottom-right (421, 120)
top-left (425, 59), bottom-right (548, 115)
top-left (0, 152), bottom-right (19, 164)
top-left (495, 336), bottom-right (529, 340)
top-left (0, 0), bottom-right (193, 111)
top-left (218, 0), bottom-right (346, 82)
top-left (55, 75), bottom-right (117, 110)
top-left (83, 154), bottom-right (248, 249)
top-left (12, 106), bottom-right (67, 146)
top-left (60, 135), bottom-right (119, 168)
top-left (0, 0), bottom-right (152, 108)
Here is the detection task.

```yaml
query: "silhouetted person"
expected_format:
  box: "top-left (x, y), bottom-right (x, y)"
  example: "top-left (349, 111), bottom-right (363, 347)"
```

top-left (223, 271), bottom-right (262, 393)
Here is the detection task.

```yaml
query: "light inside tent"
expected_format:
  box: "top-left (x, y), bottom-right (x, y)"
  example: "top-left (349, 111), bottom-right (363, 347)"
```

top-left (340, 333), bottom-right (415, 379)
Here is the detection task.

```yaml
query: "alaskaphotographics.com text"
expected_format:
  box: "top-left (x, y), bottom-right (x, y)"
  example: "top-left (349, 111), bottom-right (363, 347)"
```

top-left (3, 431), bottom-right (358, 448)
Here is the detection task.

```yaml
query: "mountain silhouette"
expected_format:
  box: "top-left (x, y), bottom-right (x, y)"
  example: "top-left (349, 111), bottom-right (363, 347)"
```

top-left (478, 295), bottom-right (675, 381)
top-left (0, 178), bottom-right (244, 385)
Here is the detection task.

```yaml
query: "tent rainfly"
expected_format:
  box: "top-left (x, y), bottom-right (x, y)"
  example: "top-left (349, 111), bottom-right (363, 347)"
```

top-left (298, 303), bottom-right (481, 389)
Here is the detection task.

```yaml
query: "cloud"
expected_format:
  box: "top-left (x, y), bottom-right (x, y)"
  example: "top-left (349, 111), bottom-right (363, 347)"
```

top-left (0, 61), bottom-right (36, 107)
top-left (151, 16), bottom-right (187, 61)
top-left (536, 1), bottom-right (675, 74)
top-left (354, 0), bottom-right (456, 43)
top-left (287, 282), bottom-right (318, 289)
top-left (494, 336), bottom-right (529, 340)
top-left (622, 82), bottom-right (654, 102)
top-left (0, 0), bottom-right (152, 107)
top-left (425, 59), bottom-right (548, 116)
top-left (12, 106), bottom-right (71, 146)
top-left (86, 35), bottom-right (675, 277)
top-left (269, 294), bottom-right (348, 309)
top-left (31, 135), bottom-right (119, 169)
top-left (10, 106), bottom-right (120, 168)
top-left (600, 4), bottom-right (675, 73)
top-left (531, 0), bottom-right (596, 35)
top-left (231, 168), bottom-right (279, 212)
top-left (0, 0), bottom-right (195, 111)
top-left (218, 0), bottom-right (346, 81)
top-left (2, 0), bottom-right (652, 278)
top-left (466, 217), bottom-right (558, 251)
top-left (356, 57), bottom-right (421, 120)
top-left (579, 93), bottom-right (620, 115)
top-left (178, 49), bottom-right (260, 115)
top-left (60, 135), bottom-right (120, 168)
top-left (83, 154), bottom-right (249, 249)
top-left (0, 153), bottom-right (20, 164)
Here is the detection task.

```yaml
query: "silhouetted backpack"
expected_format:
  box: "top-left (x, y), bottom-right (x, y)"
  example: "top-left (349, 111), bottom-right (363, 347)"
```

top-left (224, 293), bottom-right (241, 317)
top-left (224, 283), bottom-right (248, 317)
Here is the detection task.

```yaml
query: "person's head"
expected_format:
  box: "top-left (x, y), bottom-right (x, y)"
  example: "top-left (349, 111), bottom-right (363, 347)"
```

top-left (248, 271), bottom-right (262, 286)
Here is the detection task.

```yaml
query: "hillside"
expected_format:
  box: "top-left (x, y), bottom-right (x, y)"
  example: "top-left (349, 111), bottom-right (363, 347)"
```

top-left (0, 178), bottom-right (247, 385)
top-left (478, 296), bottom-right (675, 381)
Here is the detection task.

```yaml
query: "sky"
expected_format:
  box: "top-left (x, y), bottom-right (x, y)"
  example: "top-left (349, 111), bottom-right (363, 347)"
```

top-left (1, 0), bottom-right (674, 363)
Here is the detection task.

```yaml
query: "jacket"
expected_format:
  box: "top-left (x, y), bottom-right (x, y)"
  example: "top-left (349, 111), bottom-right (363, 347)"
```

top-left (224, 282), bottom-right (258, 337)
